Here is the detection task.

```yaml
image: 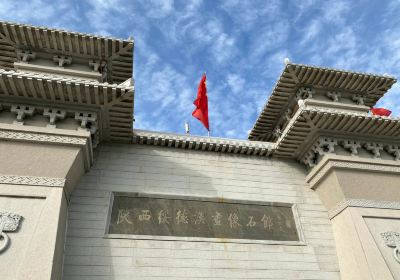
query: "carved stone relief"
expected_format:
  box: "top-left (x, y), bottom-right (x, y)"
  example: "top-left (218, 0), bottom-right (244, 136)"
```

top-left (0, 212), bottom-right (22, 254)
top-left (341, 140), bottom-right (361, 156)
top-left (364, 142), bottom-right (383, 158)
top-left (301, 136), bottom-right (400, 168)
top-left (381, 231), bottom-right (400, 263)
top-left (385, 145), bottom-right (400, 161)
top-left (296, 87), bottom-right (314, 100)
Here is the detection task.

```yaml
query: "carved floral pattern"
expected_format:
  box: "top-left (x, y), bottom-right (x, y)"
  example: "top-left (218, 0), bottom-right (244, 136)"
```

top-left (381, 231), bottom-right (400, 263)
top-left (0, 212), bottom-right (22, 253)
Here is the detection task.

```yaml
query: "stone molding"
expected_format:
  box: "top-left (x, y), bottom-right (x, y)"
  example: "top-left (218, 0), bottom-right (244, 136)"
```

top-left (0, 129), bottom-right (87, 146)
top-left (301, 135), bottom-right (400, 168)
top-left (133, 129), bottom-right (275, 157)
top-left (0, 103), bottom-right (100, 146)
top-left (0, 124), bottom-right (93, 171)
top-left (306, 155), bottom-right (400, 188)
top-left (0, 175), bottom-right (65, 187)
top-left (328, 198), bottom-right (400, 219)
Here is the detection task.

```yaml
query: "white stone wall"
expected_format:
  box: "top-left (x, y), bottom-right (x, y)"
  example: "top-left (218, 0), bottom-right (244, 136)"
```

top-left (62, 143), bottom-right (340, 280)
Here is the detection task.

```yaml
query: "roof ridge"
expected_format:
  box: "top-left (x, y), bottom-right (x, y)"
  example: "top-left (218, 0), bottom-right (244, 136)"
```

top-left (0, 20), bottom-right (134, 44)
top-left (134, 129), bottom-right (275, 147)
top-left (287, 62), bottom-right (397, 81)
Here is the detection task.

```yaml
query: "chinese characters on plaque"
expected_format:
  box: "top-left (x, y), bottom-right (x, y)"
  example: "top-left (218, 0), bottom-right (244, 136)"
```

top-left (108, 194), bottom-right (300, 241)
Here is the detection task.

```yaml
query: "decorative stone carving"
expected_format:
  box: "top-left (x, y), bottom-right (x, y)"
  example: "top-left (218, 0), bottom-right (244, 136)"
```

top-left (302, 150), bottom-right (317, 167)
top-left (0, 212), bottom-right (22, 253)
top-left (381, 231), bottom-right (400, 263)
top-left (326, 91), bottom-right (341, 102)
top-left (328, 199), bottom-right (400, 219)
top-left (89, 59), bottom-right (106, 72)
top-left (296, 87), bottom-right (314, 100)
top-left (364, 142), bottom-right (383, 158)
top-left (301, 137), bottom-right (337, 168)
top-left (0, 130), bottom-right (87, 145)
top-left (53, 55), bottom-right (72, 67)
top-left (272, 127), bottom-right (282, 139)
top-left (16, 50), bottom-right (36, 62)
top-left (75, 112), bottom-right (98, 134)
top-left (385, 145), bottom-right (400, 161)
top-left (341, 140), bottom-right (361, 156)
top-left (0, 175), bottom-right (66, 187)
top-left (10, 105), bottom-right (35, 124)
top-left (352, 94), bottom-right (365, 105)
top-left (283, 108), bottom-right (292, 122)
top-left (314, 137), bottom-right (337, 155)
top-left (43, 108), bottom-right (66, 128)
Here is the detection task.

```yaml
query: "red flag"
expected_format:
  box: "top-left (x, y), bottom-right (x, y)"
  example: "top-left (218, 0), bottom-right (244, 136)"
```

top-left (192, 73), bottom-right (209, 131)
top-left (371, 108), bottom-right (392, 117)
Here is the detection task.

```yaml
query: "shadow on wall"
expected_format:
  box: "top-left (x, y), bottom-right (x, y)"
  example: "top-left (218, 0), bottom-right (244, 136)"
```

top-left (63, 142), bottom-right (217, 279)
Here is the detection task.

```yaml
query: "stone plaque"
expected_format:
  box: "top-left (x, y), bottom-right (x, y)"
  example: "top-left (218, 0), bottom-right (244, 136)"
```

top-left (107, 193), bottom-right (300, 241)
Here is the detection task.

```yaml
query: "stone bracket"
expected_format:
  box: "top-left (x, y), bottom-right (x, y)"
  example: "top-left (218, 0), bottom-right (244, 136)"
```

top-left (89, 59), bottom-right (106, 72)
top-left (341, 140), bottom-right (361, 156)
top-left (296, 87), bottom-right (314, 100)
top-left (11, 105), bottom-right (35, 124)
top-left (43, 108), bottom-right (66, 128)
top-left (16, 49), bottom-right (36, 62)
top-left (385, 145), bottom-right (400, 161)
top-left (364, 142), bottom-right (383, 158)
top-left (352, 94), bottom-right (365, 105)
top-left (326, 91), bottom-right (341, 102)
top-left (53, 55), bottom-right (72, 67)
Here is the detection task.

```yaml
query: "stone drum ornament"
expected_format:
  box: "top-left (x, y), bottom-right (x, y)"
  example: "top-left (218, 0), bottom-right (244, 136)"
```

top-left (0, 212), bottom-right (22, 253)
top-left (381, 231), bottom-right (400, 263)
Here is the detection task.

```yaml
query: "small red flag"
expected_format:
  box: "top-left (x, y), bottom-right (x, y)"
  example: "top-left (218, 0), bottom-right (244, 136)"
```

top-left (371, 108), bottom-right (392, 117)
top-left (192, 74), bottom-right (209, 131)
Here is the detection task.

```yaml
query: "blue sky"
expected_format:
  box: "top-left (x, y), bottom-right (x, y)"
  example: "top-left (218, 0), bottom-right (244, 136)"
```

top-left (1, 0), bottom-right (400, 139)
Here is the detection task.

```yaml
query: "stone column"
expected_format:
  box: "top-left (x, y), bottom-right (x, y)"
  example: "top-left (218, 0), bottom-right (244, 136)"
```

top-left (307, 155), bottom-right (400, 280)
top-left (0, 123), bottom-right (92, 280)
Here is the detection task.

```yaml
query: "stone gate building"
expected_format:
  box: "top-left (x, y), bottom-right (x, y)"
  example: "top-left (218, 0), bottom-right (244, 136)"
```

top-left (0, 21), bottom-right (399, 280)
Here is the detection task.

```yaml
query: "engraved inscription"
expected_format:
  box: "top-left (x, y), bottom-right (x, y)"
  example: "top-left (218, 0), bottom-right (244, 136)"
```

top-left (108, 194), bottom-right (300, 241)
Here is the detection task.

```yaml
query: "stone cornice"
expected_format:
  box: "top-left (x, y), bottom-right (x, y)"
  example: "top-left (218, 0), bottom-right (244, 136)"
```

top-left (328, 198), bottom-right (400, 219)
top-left (0, 174), bottom-right (65, 187)
top-left (0, 123), bottom-right (93, 170)
top-left (306, 155), bottom-right (400, 189)
top-left (0, 70), bottom-right (134, 143)
top-left (273, 102), bottom-right (400, 159)
top-left (133, 129), bottom-right (275, 157)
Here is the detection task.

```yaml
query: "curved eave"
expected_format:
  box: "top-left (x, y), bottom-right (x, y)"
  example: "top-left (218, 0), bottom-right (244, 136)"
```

top-left (274, 109), bottom-right (400, 158)
top-left (249, 63), bottom-right (397, 141)
top-left (133, 129), bottom-right (275, 157)
top-left (0, 21), bottom-right (133, 83)
top-left (0, 70), bottom-right (134, 143)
